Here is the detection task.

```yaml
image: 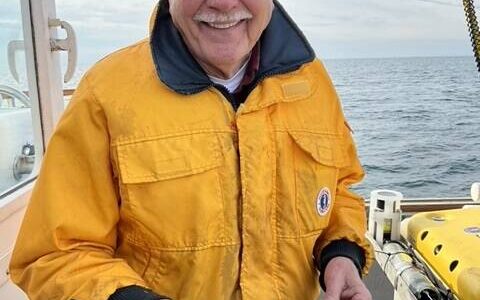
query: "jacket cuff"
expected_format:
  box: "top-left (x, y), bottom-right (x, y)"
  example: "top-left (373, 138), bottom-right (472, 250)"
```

top-left (315, 239), bottom-right (366, 291)
top-left (108, 285), bottom-right (171, 300)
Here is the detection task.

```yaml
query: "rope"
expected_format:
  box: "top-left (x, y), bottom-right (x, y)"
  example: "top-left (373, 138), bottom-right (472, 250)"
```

top-left (463, 0), bottom-right (480, 72)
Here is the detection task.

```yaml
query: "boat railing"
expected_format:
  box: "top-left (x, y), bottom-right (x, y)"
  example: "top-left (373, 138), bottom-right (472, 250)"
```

top-left (0, 86), bottom-right (76, 109)
top-left (0, 85), bottom-right (30, 108)
top-left (365, 196), bottom-right (478, 216)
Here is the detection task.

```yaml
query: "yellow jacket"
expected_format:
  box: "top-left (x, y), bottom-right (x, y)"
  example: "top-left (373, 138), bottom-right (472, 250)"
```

top-left (10, 1), bottom-right (373, 299)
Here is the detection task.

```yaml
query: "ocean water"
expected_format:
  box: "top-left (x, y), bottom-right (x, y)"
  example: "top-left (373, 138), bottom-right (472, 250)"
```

top-left (323, 56), bottom-right (480, 198)
top-left (1, 56), bottom-right (479, 198)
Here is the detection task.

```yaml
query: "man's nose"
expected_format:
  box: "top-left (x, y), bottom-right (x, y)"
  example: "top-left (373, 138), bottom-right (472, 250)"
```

top-left (205, 0), bottom-right (240, 12)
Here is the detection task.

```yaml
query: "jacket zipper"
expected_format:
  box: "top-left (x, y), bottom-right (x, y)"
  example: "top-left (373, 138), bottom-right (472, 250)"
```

top-left (211, 87), bottom-right (245, 288)
top-left (210, 64), bottom-right (310, 290)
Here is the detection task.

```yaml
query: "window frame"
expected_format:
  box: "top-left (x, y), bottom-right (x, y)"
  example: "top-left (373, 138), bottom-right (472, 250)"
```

top-left (0, 0), bottom-right (64, 207)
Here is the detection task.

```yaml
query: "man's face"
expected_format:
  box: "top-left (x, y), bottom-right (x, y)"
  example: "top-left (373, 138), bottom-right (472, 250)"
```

top-left (169, 0), bottom-right (273, 78)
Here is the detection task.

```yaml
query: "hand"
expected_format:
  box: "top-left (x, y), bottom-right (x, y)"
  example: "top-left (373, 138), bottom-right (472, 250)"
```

top-left (323, 257), bottom-right (371, 300)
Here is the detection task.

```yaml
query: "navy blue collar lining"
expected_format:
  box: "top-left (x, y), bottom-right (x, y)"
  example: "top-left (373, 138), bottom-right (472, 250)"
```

top-left (150, 0), bottom-right (316, 95)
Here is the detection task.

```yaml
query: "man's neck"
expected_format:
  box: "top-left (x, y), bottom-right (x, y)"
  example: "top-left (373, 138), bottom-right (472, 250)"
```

top-left (208, 59), bottom-right (250, 93)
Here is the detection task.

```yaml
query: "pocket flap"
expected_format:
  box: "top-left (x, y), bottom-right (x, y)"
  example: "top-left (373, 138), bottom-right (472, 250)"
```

top-left (288, 131), bottom-right (350, 168)
top-left (117, 133), bottom-right (221, 184)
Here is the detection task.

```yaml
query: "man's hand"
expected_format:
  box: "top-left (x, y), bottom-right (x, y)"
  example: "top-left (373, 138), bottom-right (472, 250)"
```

top-left (323, 257), bottom-right (371, 300)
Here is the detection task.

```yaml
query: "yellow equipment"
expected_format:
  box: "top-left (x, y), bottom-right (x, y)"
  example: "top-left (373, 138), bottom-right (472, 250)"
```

top-left (407, 208), bottom-right (480, 300)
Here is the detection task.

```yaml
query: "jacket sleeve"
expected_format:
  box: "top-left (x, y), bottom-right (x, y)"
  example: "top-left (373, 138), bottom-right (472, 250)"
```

top-left (313, 120), bottom-right (374, 280)
top-left (9, 75), bottom-right (148, 300)
top-left (109, 285), bottom-right (171, 300)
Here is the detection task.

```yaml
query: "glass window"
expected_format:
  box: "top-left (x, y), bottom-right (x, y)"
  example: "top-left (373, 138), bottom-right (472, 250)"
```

top-left (0, 0), bottom-right (41, 196)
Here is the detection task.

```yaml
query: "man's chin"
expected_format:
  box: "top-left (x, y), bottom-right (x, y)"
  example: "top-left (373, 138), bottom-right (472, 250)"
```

top-left (204, 51), bottom-right (248, 67)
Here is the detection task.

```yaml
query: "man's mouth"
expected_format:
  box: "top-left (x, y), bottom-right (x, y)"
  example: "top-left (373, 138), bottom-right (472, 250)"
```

top-left (202, 20), bottom-right (244, 30)
top-left (194, 11), bottom-right (252, 30)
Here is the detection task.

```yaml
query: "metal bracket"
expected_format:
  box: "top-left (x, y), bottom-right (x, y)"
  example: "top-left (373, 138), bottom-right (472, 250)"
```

top-left (12, 143), bottom-right (35, 181)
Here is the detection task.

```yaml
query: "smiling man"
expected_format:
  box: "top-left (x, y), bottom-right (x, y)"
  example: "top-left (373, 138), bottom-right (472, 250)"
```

top-left (10, 0), bottom-right (373, 299)
top-left (169, 0), bottom-right (269, 79)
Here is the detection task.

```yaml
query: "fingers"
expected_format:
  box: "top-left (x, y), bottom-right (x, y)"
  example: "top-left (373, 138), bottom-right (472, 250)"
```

top-left (324, 275), bottom-right (372, 300)
top-left (339, 286), bottom-right (357, 299)
top-left (323, 257), bottom-right (350, 300)
top-left (323, 279), bottom-right (344, 300)
top-left (323, 292), bottom-right (340, 300)
top-left (351, 292), bottom-right (372, 300)
top-left (323, 257), bottom-right (371, 300)
top-left (324, 282), bottom-right (371, 300)
top-left (339, 282), bottom-right (372, 300)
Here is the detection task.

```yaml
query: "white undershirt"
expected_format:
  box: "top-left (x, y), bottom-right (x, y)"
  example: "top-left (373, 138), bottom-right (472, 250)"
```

top-left (208, 60), bottom-right (249, 93)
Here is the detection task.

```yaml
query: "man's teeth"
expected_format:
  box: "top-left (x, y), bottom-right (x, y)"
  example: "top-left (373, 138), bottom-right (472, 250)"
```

top-left (206, 21), bottom-right (240, 29)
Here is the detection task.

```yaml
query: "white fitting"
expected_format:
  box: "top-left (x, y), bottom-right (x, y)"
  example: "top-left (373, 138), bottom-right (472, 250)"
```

top-left (369, 190), bottom-right (403, 245)
top-left (471, 183), bottom-right (480, 202)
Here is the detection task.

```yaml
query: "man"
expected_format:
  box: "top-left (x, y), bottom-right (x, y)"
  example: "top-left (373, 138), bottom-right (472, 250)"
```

top-left (10, 0), bottom-right (373, 299)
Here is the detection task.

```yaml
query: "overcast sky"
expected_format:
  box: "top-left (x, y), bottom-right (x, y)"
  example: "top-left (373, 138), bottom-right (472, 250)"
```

top-left (282, 0), bottom-right (472, 58)
top-left (0, 0), bottom-right (477, 68)
top-left (57, 0), bottom-right (474, 64)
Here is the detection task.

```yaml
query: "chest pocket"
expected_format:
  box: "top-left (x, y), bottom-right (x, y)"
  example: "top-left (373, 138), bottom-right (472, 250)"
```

top-left (116, 132), bottom-right (226, 249)
top-left (277, 130), bottom-right (350, 238)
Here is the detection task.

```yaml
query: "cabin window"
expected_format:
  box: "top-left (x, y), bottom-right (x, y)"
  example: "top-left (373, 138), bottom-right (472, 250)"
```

top-left (0, 0), bottom-right (43, 199)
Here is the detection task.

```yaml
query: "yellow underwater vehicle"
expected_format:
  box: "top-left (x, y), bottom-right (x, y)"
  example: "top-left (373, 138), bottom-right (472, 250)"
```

top-left (367, 186), bottom-right (480, 300)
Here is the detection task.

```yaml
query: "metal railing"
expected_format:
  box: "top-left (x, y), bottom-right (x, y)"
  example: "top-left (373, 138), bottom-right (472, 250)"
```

top-left (366, 196), bottom-right (478, 215)
top-left (0, 85), bottom-right (30, 108)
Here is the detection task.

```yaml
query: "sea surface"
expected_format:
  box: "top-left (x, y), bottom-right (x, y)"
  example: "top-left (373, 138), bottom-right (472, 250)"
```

top-left (323, 56), bottom-right (480, 198)
top-left (1, 56), bottom-right (479, 198)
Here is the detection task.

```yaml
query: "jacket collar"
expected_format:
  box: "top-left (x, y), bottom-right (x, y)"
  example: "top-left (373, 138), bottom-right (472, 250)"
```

top-left (150, 0), bottom-right (315, 95)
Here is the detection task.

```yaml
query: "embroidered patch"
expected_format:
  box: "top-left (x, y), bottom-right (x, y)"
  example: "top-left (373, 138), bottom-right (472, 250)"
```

top-left (316, 187), bottom-right (331, 216)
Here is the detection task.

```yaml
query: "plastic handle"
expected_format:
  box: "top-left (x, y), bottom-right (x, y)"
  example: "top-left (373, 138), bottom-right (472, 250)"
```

top-left (49, 18), bottom-right (78, 83)
top-left (7, 40), bottom-right (25, 83)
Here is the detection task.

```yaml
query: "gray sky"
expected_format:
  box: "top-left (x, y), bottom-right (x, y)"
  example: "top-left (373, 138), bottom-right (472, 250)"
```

top-left (281, 0), bottom-right (473, 59)
top-left (55, 0), bottom-right (474, 64)
top-left (1, 0), bottom-right (477, 68)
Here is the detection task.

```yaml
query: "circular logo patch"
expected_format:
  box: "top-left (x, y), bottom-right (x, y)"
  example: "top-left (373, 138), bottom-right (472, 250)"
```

top-left (316, 188), bottom-right (331, 216)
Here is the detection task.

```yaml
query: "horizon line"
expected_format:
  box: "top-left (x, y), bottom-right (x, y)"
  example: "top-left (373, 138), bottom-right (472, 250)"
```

top-left (322, 54), bottom-right (473, 60)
